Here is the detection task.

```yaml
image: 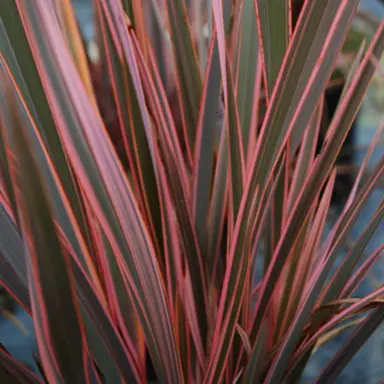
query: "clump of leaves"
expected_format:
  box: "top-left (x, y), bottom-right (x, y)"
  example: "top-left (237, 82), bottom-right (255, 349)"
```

top-left (0, 0), bottom-right (383, 383)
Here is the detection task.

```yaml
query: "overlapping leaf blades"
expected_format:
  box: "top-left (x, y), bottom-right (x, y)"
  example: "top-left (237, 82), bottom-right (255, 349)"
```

top-left (0, 0), bottom-right (383, 383)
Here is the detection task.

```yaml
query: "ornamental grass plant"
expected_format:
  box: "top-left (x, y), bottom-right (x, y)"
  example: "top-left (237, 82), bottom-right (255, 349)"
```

top-left (0, 0), bottom-right (383, 383)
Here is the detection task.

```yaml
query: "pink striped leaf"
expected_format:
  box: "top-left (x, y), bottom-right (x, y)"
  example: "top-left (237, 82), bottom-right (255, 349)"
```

top-left (288, 286), bottom-right (384, 379)
top-left (236, 0), bottom-right (260, 156)
top-left (255, 0), bottom-right (289, 97)
top-left (16, 1), bottom-right (183, 382)
top-left (0, 255), bottom-right (30, 313)
top-left (0, 344), bottom-right (44, 384)
top-left (134, 35), bottom-right (209, 342)
top-left (250, 15), bottom-right (384, 344)
top-left (1, 58), bottom-right (142, 383)
top-left (0, 57), bottom-right (102, 291)
top-left (275, 169), bottom-right (336, 344)
top-left (0, 104), bottom-right (18, 221)
top-left (163, 0), bottom-right (202, 161)
top-left (321, 199), bottom-right (384, 303)
top-left (341, 244), bottom-right (384, 298)
top-left (206, 132), bottom-right (228, 283)
top-left (0, 2), bottom-right (94, 257)
top-left (0, 203), bottom-right (27, 286)
top-left (204, 2), bottom-right (361, 382)
top-left (250, 23), bottom-right (384, 384)
top-left (9, 90), bottom-right (88, 384)
top-left (212, 0), bottom-right (245, 218)
top-left (94, 0), bottom-right (162, 257)
top-left (314, 305), bottom-right (384, 383)
top-left (191, 32), bottom-right (223, 253)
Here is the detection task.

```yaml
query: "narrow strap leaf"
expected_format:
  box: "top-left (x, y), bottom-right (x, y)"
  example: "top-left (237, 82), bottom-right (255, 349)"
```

top-left (315, 306), bottom-right (384, 383)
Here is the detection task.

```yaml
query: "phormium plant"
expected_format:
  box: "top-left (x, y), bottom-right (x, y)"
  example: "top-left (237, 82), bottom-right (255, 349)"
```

top-left (0, 0), bottom-right (383, 383)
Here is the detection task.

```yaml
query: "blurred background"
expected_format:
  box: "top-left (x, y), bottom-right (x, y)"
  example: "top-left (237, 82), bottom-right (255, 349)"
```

top-left (1, 0), bottom-right (383, 382)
